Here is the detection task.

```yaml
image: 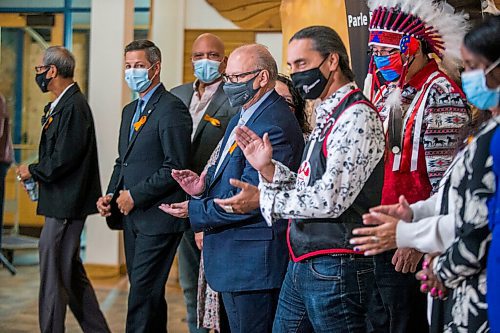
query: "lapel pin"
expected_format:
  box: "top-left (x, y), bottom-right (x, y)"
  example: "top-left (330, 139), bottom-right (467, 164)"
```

top-left (204, 114), bottom-right (221, 127)
top-left (134, 116), bottom-right (147, 131)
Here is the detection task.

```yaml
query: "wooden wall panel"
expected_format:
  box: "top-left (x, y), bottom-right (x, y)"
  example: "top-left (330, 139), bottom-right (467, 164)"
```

top-left (206, 0), bottom-right (281, 30)
top-left (280, 0), bottom-right (350, 72)
top-left (0, 13), bottom-right (26, 27)
top-left (183, 29), bottom-right (256, 84)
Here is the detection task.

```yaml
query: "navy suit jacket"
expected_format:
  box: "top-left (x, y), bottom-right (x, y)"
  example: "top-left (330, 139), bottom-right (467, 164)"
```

top-left (189, 90), bottom-right (304, 292)
top-left (106, 84), bottom-right (192, 235)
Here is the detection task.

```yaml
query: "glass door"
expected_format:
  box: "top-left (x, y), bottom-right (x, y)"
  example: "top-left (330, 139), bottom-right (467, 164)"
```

top-left (0, 12), bottom-right (64, 228)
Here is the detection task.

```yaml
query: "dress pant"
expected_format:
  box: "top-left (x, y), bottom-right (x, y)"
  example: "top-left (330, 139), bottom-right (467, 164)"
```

top-left (178, 228), bottom-right (209, 333)
top-left (0, 162), bottom-right (9, 231)
top-left (370, 251), bottom-right (428, 333)
top-left (123, 215), bottom-right (183, 333)
top-left (38, 217), bottom-right (110, 333)
top-left (221, 288), bottom-right (280, 333)
top-left (0, 162), bottom-right (10, 253)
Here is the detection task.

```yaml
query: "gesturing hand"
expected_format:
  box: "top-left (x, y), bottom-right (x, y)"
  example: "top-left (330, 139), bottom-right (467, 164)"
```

top-left (171, 169), bottom-right (207, 197)
top-left (159, 200), bottom-right (189, 218)
top-left (350, 211), bottom-right (399, 255)
top-left (370, 195), bottom-right (413, 221)
top-left (235, 126), bottom-right (275, 181)
top-left (214, 178), bottom-right (260, 214)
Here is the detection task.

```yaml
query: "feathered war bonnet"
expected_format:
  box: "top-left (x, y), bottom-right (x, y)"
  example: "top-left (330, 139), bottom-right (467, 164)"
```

top-left (363, 0), bottom-right (469, 104)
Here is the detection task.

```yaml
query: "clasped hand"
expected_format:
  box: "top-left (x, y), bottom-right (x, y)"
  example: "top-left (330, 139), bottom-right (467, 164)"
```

top-left (96, 190), bottom-right (134, 216)
top-left (416, 254), bottom-right (447, 299)
top-left (96, 194), bottom-right (112, 217)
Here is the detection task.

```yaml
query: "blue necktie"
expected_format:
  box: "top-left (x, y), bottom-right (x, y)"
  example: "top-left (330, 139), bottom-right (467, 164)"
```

top-left (130, 99), bottom-right (144, 141)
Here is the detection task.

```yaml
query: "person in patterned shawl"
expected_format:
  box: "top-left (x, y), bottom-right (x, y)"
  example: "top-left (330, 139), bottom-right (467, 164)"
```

top-left (362, 1), bottom-right (471, 331)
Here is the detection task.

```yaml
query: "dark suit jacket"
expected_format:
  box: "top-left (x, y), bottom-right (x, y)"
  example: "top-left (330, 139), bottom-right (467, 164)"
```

top-left (189, 90), bottom-right (305, 292)
top-left (170, 82), bottom-right (239, 174)
top-left (29, 83), bottom-right (101, 219)
top-left (106, 83), bottom-right (192, 235)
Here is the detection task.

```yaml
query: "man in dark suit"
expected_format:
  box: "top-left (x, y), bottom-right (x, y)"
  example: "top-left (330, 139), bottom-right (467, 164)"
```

top-left (162, 44), bottom-right (304, 333)
top-left (16, 46), bottom-right (110, 333)
top-left (96, 40), bottom-right (192, 333)
top-left (170, 33), bottom-right (238, 333)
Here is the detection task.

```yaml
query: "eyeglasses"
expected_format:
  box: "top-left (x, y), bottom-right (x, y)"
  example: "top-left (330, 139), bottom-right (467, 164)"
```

top-left (222, 69), bottom-right (262, 83)
top-left (34, 65), bottom-right (51, 73)
top-left (368, 48), bottom-right (399, 57)
top-left (192, 52), bottom-right (222, 61)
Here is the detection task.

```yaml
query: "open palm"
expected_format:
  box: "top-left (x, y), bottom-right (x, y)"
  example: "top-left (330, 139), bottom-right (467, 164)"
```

top-left (370, 195), bottom-right (412, 221)
top-left (235, 126), bottom-right (272, 172)
top-left (171, 169), bottom-right (207, 196)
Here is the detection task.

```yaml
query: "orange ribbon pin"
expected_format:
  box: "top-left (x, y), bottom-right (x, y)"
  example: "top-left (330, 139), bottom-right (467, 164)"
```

top-left (134, 115), bottom-right (147, 131)
top-left (203, 114), bottom-right (221, 127)
top-left (229, 141), bottom-right (238, 154)
top-left (44, 116), bottom-right (53, 130)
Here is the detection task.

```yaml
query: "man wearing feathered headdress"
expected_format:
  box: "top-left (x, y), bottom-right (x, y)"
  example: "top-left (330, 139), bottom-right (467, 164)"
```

top-left (363, 1), bottom-right (470, 332)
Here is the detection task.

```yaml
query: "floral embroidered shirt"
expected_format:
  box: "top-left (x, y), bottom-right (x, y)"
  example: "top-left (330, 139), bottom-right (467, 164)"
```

top-left (258, 83), bottom-right (385, 225)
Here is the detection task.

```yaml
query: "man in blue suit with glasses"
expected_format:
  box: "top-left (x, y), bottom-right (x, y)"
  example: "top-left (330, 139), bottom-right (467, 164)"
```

top-left (161, 44), bottom-right (304, 333)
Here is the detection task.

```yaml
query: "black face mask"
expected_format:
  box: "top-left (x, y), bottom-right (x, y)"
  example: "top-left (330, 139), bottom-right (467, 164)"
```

top-left (35, 68), bottom-right (52, 93)
top-left (223, 73), bottom-right (260, 107)
top-left (291, 56), bottom-right (331, 100)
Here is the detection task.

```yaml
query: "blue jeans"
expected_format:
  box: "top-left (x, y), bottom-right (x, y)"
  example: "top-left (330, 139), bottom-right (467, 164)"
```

top-left (273, 255), bottom-right (389, 333)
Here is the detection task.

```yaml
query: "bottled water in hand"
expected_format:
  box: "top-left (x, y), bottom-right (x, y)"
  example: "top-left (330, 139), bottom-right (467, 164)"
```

top-left (23, 177), bottom-right (38, 201)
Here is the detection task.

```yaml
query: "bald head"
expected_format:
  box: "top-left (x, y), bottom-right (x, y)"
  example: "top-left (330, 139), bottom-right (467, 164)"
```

top-left (227, 44), bottom-right (278, 81)
top-left (192, 33), bottom-right (225, 59)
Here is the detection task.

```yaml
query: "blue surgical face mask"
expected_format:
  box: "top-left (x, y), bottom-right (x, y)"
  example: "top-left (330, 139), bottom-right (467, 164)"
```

top-left (461, 57), bottom-right (500, 110)
top-left (193, 59), bottom-right (221, 83)
top-left (125, 63), bottom-right (156, 93)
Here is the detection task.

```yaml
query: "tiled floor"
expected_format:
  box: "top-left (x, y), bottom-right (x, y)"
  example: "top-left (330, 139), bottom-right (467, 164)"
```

top-left (0, 250), bottom-right (189, 333)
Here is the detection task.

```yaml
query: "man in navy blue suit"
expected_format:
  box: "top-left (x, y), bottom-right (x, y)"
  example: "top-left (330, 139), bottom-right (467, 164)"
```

top-left (161, 44), bottom-right (304, 333)
top-left (97, 40), bottom-right (192, 333)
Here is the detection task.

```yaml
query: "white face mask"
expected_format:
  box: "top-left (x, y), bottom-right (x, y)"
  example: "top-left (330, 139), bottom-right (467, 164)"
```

top-left (124, 63), bottom-right (156, 93)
